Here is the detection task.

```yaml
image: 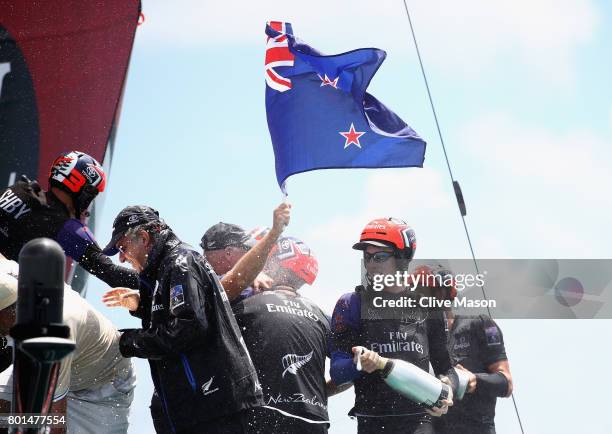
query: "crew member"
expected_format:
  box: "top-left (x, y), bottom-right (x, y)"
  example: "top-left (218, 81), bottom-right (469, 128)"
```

top-left (102, 206), bottom-right (262, 433)
top-left (233, 236), bottom-right (344, 433)
top-left (200, 208), bottom-right (292, 301)
top-left (106, 203), bottom-right (290, 433)
top-left (0, 151), bottom-right (139, 288)
top-left (0, 257), bottom-right (135, 433)
top-left (417, 263), bottom-right (514, 434)
top-left (329, 218), bottom-right (458, 434)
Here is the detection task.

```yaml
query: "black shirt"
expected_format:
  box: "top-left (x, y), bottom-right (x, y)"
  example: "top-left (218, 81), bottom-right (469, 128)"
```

top-left (233, 290), bottom-right (331, 423)
top-left (445, 315), bottom-right (507, 427)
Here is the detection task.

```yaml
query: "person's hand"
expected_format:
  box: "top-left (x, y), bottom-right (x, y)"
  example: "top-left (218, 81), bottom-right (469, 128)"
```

top-left (102, 288), bottom-right (140, 312)
top-left (252, 272), bottom-right (273, 292)
top-left (269, 202), bottom-right (291, 236)
top-left (426, 376), bottom-right (454, 417)
top-left (455, 363), bottom-right (477, 393)
top-left (352, 346), bottom-right (386, 373)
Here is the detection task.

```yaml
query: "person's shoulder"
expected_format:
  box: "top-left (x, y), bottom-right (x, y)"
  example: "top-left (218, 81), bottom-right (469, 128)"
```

top-left (295, 293), bottom-right (327, 313)
top-left (295, 293), bottom-right (319, 306)
top-left (167, 243), bottom-right (201, 269)
top-left (334, 291), bottom-right (360, 310)
top-left (474, 314), bottom-right (502, 330)
top-left (232, 290), bottom-right (276, 314)
top-left (330, 291), bottom-right (361, 331)
top-left (8, 178), bottom-right (29, 191)
top-left (4, 178), bottom-right (46, 205)
top-left (168, 245), bottom-right (219, 285)
top-left (459, 315), bottom-right (504, 345)
top-left (62, 288), bottom-right (92, 330)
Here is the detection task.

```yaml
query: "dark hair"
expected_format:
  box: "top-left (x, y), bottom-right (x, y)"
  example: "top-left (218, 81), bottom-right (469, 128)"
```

top-left (125, 221), bottom-right (168, 245)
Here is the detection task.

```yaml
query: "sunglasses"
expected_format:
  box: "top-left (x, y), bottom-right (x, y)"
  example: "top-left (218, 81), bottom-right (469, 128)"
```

top-left (363, 251), bottom-right (395, 263)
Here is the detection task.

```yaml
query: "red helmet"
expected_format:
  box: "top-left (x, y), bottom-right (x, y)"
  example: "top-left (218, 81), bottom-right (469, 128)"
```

top-left (412, 263), bottom-right (457, 299)
top-left (352, 217), bottom-right (416, 260)
top-left (49, 151), bottom-right (106, 216)
top-left (270, 237), bottom-right (318, 285)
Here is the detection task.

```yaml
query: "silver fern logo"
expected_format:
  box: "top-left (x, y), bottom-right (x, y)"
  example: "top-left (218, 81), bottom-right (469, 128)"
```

top-left (282, 351), bottom-right (313, 377)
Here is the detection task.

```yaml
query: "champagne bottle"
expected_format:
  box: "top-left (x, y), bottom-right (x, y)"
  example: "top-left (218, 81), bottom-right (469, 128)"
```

top-left (380, 357), bottom-right (450, 408)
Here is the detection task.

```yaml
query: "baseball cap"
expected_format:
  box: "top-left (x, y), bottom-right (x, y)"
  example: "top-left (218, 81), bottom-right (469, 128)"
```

top-left (103, 205), bottom-right (161, 256)
top-left (200, 222), bottom-right (256, 251)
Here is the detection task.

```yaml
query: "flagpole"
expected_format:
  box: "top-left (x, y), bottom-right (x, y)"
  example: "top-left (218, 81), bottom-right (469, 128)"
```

top-left (282, 180), bottom-right (289, 230)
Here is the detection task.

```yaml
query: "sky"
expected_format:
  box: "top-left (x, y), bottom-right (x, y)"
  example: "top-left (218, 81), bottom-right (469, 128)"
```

top-left (81, 1), bottom-right (612, 433)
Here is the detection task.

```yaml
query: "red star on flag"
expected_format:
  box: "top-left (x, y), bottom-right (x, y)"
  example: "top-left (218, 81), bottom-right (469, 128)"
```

top-left (318, 73), bottom-right (339, 88)
top-left (340, 123), bottom-right (365, 149)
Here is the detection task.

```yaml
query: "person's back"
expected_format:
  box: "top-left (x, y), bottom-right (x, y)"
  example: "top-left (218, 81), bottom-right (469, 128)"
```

top-left (58, 288), bottom-right (132, 396)
top-left (0, 178), bottom-right (67, 260)
top-left (233, 289), bottom-right (330, 427)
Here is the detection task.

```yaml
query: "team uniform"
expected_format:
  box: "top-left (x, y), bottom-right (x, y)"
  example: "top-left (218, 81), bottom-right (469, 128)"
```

top-left (330, 288), bottom-right (456, 433)
top-left (115, 219), bottom-right (262, 433)
top-left (436, 315), bottom-right (508, 434)
top-left (233, 289), bottom-right (331, 433)
top-left (0, 282), bottom-right (135, 434)
top-left (0, 152), bottom-right (139, 289)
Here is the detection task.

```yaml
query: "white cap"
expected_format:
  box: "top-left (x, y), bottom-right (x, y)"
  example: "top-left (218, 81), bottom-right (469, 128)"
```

top-left (0, 259), bottom-right (19, 311)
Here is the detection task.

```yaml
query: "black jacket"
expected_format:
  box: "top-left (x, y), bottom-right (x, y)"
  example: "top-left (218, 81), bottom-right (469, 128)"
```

top-left (119, 230), bottom-right (262, 431)
top-left (0, 178), bottom-right (139, 288)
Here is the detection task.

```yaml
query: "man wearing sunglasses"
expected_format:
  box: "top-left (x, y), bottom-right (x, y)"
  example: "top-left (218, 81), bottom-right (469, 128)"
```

top-left (328, 218), bottom-right (458, 434)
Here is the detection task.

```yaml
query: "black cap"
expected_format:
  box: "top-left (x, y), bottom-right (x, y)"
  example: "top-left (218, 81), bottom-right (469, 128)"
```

top-left (200, 222), bottom-right (256, 251)
top-left (103, 205), bottom-right (161, 255)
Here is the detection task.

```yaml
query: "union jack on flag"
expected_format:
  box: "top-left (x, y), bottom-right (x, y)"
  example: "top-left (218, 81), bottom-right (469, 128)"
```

top-left (264, 21), bottom-right (294, 92)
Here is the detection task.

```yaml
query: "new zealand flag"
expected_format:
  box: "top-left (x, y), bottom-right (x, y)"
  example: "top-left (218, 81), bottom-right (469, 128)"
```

top-left (265, 21), bottom-right (426, 192)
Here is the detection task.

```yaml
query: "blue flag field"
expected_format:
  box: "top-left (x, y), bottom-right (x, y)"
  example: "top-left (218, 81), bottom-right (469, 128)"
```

top-left (264, 21), bottom-right (427, 192)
